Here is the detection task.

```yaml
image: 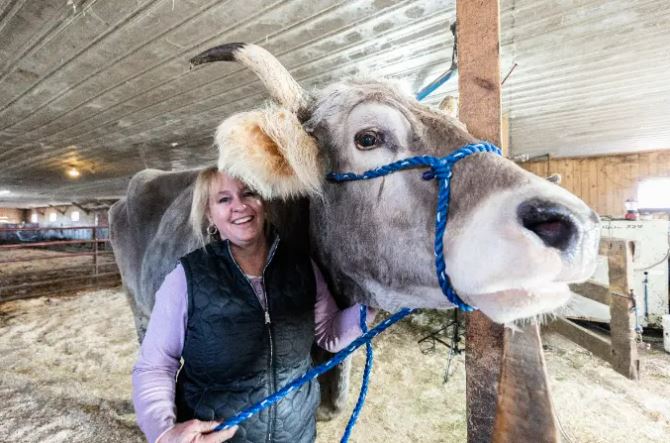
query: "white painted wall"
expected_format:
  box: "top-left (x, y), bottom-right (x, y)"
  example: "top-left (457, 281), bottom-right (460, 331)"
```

top-left (28, 206), bottom-right (97, 227)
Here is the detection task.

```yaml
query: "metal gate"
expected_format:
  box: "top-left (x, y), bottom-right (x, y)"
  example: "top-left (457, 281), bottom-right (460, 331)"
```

top-left (0, 225), bottom-right (120, 302)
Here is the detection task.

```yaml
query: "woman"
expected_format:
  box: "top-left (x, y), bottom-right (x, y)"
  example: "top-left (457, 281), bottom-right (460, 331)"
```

top-left (133, 166), bottom-right (374, 443)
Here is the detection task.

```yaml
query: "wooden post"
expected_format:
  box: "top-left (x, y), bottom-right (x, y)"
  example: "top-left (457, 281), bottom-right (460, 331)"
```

top-left (93, 214), bottom-right (98, 275)
top-left (465, 313), bottom-right (504, 441)
top-left (604, 239), bottom-right (640, 379)
top-left (558, 239), bottom-right (640, 379)
top-left (457, 1), bottom-right (504, 441)
top-left (458, 1), bottom-right (559, 441)
top-left (93, 226), bottom-right (99, 276)
top-left (501, 114), bottom-right (510, 157)
top-left (492, 325), bottom-right (559, 442)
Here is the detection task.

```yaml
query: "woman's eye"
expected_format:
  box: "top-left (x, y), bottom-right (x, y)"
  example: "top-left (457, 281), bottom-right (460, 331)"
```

top-left (354, 130), bottom-right (383, 150)
top-left (218, 197), bottom-right (231, 204)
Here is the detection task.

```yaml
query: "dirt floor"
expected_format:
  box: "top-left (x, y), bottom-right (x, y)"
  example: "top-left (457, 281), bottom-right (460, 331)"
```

top-left (1, 289), bottom-right (669, 443)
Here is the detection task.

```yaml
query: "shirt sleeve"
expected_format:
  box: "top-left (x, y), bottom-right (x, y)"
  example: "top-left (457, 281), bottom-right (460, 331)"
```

top-left (312, 261), bottom-right (376, 353)
top-left (132, 263), bottom-right (188, 443)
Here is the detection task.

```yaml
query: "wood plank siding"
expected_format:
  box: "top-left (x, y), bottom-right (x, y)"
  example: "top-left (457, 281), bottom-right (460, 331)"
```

top-left (520, 150), bottom-right (670, 217)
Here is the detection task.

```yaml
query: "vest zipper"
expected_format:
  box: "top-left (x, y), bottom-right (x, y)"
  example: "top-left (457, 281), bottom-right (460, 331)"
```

top-left (260, 238), bottom-right (279, 443)
top-left (226, 238), bottom-right (279, 443)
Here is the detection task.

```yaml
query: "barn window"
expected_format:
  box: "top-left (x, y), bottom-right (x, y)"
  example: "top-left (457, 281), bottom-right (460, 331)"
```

top-left (637, 178), bottom-right (670, 210)
top-left (71, 210), bottom-right (80, 222)
top-left (30, 213), bottom-right (38, 223)
top-left (49, 212), bottom-right (57, 222)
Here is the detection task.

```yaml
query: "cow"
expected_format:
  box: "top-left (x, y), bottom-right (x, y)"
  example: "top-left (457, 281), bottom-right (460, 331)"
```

top-left (109, 43), bottom-right (599, 419)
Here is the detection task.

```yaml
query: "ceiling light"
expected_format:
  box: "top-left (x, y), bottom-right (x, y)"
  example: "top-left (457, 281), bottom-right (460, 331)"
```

top-left (67, 167), bottom-right (80, 178)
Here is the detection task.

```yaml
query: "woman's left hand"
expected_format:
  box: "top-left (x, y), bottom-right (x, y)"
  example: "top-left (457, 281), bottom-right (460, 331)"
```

top-left (157, 420), bottom-right (238, 443)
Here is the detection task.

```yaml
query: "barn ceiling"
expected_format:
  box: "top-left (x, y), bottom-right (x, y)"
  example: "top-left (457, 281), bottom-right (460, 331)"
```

top-left (0, 0), bottom-right (669, 206)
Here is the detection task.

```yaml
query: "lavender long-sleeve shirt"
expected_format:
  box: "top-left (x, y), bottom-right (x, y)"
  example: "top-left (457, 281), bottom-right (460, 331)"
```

top-left (132, 262), bottom-right (372, 443)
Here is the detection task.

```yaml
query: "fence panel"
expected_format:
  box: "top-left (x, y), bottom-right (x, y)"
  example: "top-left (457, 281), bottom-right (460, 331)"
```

top-left (0, 225), bottom-right (120, 302)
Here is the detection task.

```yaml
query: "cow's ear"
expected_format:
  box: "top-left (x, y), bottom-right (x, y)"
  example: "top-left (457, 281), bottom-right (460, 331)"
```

top-left (215, 104), bottom-right (322, 199)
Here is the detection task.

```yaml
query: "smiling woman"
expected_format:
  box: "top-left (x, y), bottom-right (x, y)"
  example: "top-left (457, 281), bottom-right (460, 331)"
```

top-left (131, 166), bottom-right (376, 443)
top-left (190, 166), bottom-right (267, 257)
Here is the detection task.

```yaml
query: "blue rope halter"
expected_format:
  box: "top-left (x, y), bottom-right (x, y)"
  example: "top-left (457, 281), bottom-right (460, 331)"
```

top-left (326, 141), bottom-right (503, 311)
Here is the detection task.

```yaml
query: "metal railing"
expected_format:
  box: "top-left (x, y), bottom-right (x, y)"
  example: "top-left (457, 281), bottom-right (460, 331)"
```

top-left (0, 224), bottom-right (120, 302)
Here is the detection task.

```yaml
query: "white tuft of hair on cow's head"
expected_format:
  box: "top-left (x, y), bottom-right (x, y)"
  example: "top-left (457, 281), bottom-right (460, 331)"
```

top-left (214, 104), bottom-right (322, 200)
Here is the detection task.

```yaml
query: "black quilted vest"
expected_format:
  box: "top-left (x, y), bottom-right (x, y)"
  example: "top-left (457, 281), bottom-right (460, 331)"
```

top-left (175, 237), bottom-right (319, 443)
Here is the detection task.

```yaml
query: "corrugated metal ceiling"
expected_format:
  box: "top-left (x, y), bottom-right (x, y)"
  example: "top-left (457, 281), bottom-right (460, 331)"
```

top-left (0, 0), bottom-right (668, 205)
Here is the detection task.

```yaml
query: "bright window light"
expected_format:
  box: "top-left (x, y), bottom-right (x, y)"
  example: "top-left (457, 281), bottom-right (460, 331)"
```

top-left (49, 212), bottom-right (57, 222)
top-left (30, 213), bottom-right (38, 223)
top-left (71, 210), bottom-right (80, 222)
top-left (637, 178), bottom-right (670, 209)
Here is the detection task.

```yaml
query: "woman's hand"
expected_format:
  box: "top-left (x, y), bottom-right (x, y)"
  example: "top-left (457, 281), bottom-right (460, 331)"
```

top-left (157, 420), bottom-right (238, 443)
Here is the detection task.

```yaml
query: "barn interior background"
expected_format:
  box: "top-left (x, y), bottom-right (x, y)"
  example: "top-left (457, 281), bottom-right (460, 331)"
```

top-left (1, 0), bottom-right (669, 442)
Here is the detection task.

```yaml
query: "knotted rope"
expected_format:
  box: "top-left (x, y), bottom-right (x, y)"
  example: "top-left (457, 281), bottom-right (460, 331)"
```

top-left (326, 142), bottom-right (502, 311)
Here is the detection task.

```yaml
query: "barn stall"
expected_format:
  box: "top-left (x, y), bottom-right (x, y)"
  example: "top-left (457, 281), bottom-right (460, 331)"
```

top-left (1, 1), bottom-right (670, 442)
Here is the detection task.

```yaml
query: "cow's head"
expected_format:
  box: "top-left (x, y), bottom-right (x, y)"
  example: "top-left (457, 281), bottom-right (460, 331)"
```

top-left (191, 44), bottom-right (599, 323)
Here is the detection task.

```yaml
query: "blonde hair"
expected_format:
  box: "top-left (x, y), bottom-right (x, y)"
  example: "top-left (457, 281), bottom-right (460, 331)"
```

top-left (190, 166), bottom-right (220, 247)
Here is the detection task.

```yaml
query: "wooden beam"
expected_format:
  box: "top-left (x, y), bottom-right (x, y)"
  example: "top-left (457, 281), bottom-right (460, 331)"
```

top-left (49, 205), bottom-right (67, 215)
top-left (548, 317), bottom-right (613, 363)
top-left (492, 325), bottom-right (559, 443)
top-left (71, 201), bottom-right (91, 215)
top-left (569, 281), bottom-right (611, 305)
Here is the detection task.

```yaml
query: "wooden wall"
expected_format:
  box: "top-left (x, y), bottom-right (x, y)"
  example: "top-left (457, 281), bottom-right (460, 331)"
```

top-left (520, 150), bottom-right (670, 217)
top-left (0, 207), bottom-right (24, 223)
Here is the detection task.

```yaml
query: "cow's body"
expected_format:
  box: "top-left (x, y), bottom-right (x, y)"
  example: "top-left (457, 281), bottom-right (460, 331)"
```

top-left (110, 169), bottom-right (199, 336)
top-left (111, 43), bottom-right (600, 419)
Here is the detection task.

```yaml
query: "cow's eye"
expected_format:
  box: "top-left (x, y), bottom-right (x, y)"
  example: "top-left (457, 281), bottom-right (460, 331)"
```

top-left (354, 129), bottom-right (383, 150)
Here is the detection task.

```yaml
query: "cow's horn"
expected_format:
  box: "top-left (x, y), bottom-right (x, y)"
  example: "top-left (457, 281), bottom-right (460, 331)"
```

top-left (190, 43), bottom-right (307, 113)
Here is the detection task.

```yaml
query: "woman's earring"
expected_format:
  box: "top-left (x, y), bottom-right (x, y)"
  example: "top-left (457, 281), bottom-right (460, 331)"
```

top-left (206, 223), bottom-right (218, 239)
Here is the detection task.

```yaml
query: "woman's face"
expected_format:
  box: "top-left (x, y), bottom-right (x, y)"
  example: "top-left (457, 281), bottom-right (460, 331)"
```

top-left (207, 172), bottom-right (266, 247)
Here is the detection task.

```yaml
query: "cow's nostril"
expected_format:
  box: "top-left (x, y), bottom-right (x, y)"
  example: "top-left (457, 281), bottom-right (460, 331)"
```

top-left (517, 199), bottom-right (579, 252)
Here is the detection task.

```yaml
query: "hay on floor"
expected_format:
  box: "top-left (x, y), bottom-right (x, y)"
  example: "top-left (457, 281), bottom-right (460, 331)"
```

top-left (1, 289), bottom-right (668, 442)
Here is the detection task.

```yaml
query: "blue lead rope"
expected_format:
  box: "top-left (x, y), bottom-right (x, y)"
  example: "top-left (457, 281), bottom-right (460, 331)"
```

top-left (340, 305), bottom-right (373, 442)
top-left (327, 142), bottom-right (502, 311)
top-left (213, 308), bottom-right (414, 434)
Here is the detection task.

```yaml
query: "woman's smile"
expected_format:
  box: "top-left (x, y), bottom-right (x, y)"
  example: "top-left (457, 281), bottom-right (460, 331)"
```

top-left (208, 173), bottom-right (266, 247)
